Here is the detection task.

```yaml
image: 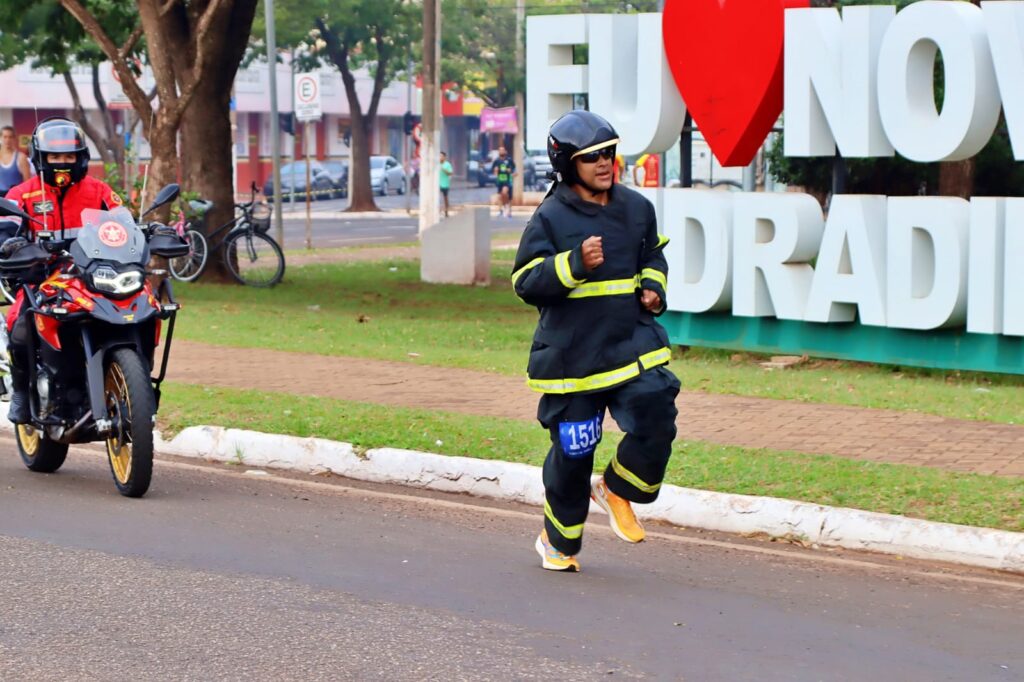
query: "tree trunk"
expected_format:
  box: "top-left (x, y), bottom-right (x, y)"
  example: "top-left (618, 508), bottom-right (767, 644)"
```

top-left (347, 112), bottom-right (379, 211)
top-left (180, 76), bottom-right (237, 282)
top-left (938, 159), bottom-right (974, 198)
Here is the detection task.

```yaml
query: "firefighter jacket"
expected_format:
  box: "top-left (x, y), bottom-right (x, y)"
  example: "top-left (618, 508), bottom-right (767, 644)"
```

top-left (512, 182), bottom-right (671, 394)
top-left (4, 175), bottom-right (123, 237)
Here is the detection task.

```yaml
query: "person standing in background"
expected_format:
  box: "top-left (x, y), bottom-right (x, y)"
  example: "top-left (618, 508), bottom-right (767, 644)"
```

top-left (0, 126), bottom-right (31, 196)
top-left (439, 151), bottom-right (453, 218)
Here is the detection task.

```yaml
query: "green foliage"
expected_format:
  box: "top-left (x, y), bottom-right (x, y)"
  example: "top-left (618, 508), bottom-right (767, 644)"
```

top-left (0, 0), bottom-right (140, 75)
top-left (439, 0), bottom-right (659, 108)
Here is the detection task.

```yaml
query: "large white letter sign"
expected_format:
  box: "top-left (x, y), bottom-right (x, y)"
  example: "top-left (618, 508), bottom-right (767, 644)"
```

top-left (887, 197), bottom-right (969, 330)
top-left (784, 6), bottom-right (894, 158)
top-left (982, 2), bottom-right (1024, 161)
top-left (662, 190), bottom-right (732, 313)
top-left (876, 1), bottom-right (1000, 162)
top-left (1002, 200), bottom-right (1024, 336)
top-left (587, 14), bottom-right (686, 156)
top-left (732, 193), bottom-right (824, 320)
top-left (805, 195), bottom-right (888, 325)
top-left (526, 15), bottom-right (588, 152)
top-left (967, 198), bottom-right (1005, 335)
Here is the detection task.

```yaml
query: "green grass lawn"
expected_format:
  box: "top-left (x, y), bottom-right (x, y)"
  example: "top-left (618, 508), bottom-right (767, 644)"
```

top-left (172, 258), bottom-right (1024, 424)
top-left (160, 383), bottom-right (1024, 533)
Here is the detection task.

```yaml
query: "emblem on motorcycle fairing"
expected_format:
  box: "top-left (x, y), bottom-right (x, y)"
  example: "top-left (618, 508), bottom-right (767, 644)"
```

top-left (98, 221), bottom-right (129, 247)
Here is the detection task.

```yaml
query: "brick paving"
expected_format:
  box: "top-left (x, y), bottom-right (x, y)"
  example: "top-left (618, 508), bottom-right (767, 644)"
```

top-left (169, 341), bottom-right (1024, 477)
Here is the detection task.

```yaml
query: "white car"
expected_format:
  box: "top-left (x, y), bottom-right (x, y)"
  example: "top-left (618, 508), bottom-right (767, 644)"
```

top-left (370, 156), bottom-right (407, 196)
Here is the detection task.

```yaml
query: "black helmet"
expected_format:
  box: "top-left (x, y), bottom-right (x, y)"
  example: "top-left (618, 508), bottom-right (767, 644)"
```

top-left (28, 117), bottom-right (90, 189)
top-left (547, 110), bottom-right (619, 186)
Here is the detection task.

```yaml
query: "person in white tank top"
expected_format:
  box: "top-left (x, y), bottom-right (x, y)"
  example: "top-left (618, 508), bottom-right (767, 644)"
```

top-left (0, 126), bottom-right (31, 196)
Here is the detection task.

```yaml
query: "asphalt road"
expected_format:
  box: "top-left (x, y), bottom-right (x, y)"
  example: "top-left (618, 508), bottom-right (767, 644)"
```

top-left (1, 441), bottom-right (1022, 680)
top-left (275, 184), bottom-right (528, 250)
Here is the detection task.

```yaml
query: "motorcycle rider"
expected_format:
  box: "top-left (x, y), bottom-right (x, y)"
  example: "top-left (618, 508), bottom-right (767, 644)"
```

top-left (512, 110), bottom-right (680, 572)
top-left (2, 117), bottom-right (123, 423)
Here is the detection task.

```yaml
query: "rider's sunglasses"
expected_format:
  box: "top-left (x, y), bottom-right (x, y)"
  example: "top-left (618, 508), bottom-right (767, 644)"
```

top-left (575, 146), bottom-right (616, 164)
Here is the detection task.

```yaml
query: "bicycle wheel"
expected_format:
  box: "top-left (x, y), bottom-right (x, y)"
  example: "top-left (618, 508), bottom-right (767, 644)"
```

top-left (169, 229), bottom-right (208, 282)
top-left (224, 230), bottom-right (285, 287)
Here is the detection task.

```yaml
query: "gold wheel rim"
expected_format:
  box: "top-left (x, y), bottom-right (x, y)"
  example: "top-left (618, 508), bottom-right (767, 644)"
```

top-left (105, 362), bottom-right (132, 485)
top-left (18, 424), bottom-right (39, 458)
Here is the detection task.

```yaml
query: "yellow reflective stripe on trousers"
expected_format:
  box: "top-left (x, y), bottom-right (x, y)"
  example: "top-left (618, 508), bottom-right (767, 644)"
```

top-left (640, 268), bottom-right (667, 290)
top-left (527, 360), bottom-right (641, 394)
top-left (639, 346), bottom-right (672, 369)
top-left (611, 454), bottom-right (661, 494)
top-left (567, 277), bottom-right (639, 299)
top-left (511, 257), bottom-right (545, 287)
top-left (544, 500), bottom-right (584, 539)
top-left (554, 250), bottom-right (584, 289)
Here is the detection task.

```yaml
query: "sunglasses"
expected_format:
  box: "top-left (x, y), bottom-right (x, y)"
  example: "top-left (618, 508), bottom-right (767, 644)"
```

top-left (575, 146), bottom-right (616, 164)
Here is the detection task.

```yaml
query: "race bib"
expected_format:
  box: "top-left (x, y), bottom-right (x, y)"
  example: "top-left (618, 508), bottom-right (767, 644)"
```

top-left (558, 411), bottom-right (604, 459)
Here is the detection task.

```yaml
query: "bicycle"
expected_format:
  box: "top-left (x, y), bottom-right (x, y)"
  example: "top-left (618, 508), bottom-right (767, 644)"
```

top-left (168, 183), bottom-right (285, 287)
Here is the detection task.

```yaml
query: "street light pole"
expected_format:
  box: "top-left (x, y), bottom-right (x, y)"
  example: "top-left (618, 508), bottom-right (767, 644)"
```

top-left (265, 0), bottom-right (283, 245)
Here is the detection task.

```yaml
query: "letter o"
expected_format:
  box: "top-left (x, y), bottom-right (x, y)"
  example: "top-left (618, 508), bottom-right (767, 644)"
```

top-left (876, 1), bottom-right (999, 162)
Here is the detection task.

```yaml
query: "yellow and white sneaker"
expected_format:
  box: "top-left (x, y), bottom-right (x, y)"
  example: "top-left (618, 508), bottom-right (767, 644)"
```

top-left (535, 530), bottom-right (580, 572)
top-left (591, 477), bottom-right (645, 543)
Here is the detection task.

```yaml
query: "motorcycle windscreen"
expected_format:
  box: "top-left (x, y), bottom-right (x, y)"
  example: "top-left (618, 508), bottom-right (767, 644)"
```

top-left (77, 207), bottom-right (147, 265)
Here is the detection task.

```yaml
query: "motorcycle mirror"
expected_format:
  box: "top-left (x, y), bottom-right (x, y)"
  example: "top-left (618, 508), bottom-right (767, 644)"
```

top-left (141, 183), bottom-right (181, 218)
top-left (0, 198), bottom-right (32, 223)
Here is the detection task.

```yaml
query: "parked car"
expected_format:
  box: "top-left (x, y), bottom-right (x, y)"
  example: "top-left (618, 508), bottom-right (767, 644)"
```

top-left (370, 155), bottom-right (406, 196)
top-left (263, 160), bottom-right (336, 201)
top-left (528, 150), bottom-right (552, 190)
top-left (322, 160), bottom-right (349, 198)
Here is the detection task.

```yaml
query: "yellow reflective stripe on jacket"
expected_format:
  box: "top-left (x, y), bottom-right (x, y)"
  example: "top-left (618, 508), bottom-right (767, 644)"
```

top-left (611, 454), bottom-right (661, 494)
top-left (567, 277), bottom-right (639, 299)
top-left (654, 233), bottom-right (670, 249)
top-left (639, 346), bottom-right (672, 370)
top-left (640, 268), bottom-right (667, 290)
top-left (527, 360), bottom-right (642, 394)
top-left (554, 250), bottom-right (584, 289)
top-left (511, 257), bottom-right (545, 287)
top-left (544, 500), bottom-right (584, 539)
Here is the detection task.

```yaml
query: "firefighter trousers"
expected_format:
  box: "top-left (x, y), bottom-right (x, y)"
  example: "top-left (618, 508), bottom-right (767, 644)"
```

top-left (538, 366), bottom-right (680, 555)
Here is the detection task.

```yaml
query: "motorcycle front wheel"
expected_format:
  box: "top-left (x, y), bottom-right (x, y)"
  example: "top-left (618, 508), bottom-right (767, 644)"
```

top-left (104, 348), bottom-right (155, 498)
top-left (16, 424), bottom-right (68, 473)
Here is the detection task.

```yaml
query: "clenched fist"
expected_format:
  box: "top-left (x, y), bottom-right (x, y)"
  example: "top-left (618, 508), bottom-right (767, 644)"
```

top-left (641, 289), bottom-right (662, 312)
top-left (581, 236), bottom-right (604, 271)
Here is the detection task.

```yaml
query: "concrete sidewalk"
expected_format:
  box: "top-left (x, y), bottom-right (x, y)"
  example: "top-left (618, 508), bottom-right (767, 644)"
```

top-left (167, 341), bottom-right (1024, 477)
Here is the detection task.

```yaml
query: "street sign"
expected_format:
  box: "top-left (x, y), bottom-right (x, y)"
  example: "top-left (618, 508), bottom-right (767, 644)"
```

top-left (294, 72), bottom-right (322, 122)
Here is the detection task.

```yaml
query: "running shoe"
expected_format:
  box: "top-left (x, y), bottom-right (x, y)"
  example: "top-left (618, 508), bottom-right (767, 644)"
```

top-left (535, 529), bottom-right (580, 572)
top-left (591, 477), bottom-right (645, 543)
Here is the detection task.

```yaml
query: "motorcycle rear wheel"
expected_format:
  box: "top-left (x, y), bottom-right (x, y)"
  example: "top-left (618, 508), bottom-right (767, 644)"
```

top-left (104, 348), bottom-right (155, 498)
top-left (16, 424), bottom-right (68, 473)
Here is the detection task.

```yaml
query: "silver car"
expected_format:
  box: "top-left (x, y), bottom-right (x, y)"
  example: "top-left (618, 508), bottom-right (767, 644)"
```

top-left (370, 156), bottom-right (407, 196)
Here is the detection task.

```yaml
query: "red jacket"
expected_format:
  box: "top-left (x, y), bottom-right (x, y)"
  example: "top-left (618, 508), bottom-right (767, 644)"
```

top-left (4, 175), bottom-right (123, 236)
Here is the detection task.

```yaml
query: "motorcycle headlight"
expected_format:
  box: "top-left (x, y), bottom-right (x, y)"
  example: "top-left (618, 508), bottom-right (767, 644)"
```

top-left (90, 265), bottom-right (144, 296)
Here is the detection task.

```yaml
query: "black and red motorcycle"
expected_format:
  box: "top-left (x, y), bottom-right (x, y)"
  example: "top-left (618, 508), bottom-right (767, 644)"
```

top-left (0, 184), bottom-right (189, 497)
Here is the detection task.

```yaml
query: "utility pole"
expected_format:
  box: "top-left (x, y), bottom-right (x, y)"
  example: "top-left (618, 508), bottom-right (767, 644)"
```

top-left (419, 0), bottom-right (441, 234)
top-left (512, 0), bottom-right (525, 204)
top-left (264, 0), bottom-right (283, 245)
top-left (290, 49), bottom-right (297, 207)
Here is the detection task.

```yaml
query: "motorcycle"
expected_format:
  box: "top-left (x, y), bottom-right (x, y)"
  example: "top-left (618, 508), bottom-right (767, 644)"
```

top-left (0, 184), bottom-right (189, 497)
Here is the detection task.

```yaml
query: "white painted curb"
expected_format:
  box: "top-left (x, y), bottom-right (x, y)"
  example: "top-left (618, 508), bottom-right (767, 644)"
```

top-left (157, 425), bottom-right (1024, 575)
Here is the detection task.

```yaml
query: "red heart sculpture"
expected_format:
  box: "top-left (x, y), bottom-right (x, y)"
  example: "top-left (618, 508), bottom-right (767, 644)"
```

top-left (663, 0), bottom-right (808, 167)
